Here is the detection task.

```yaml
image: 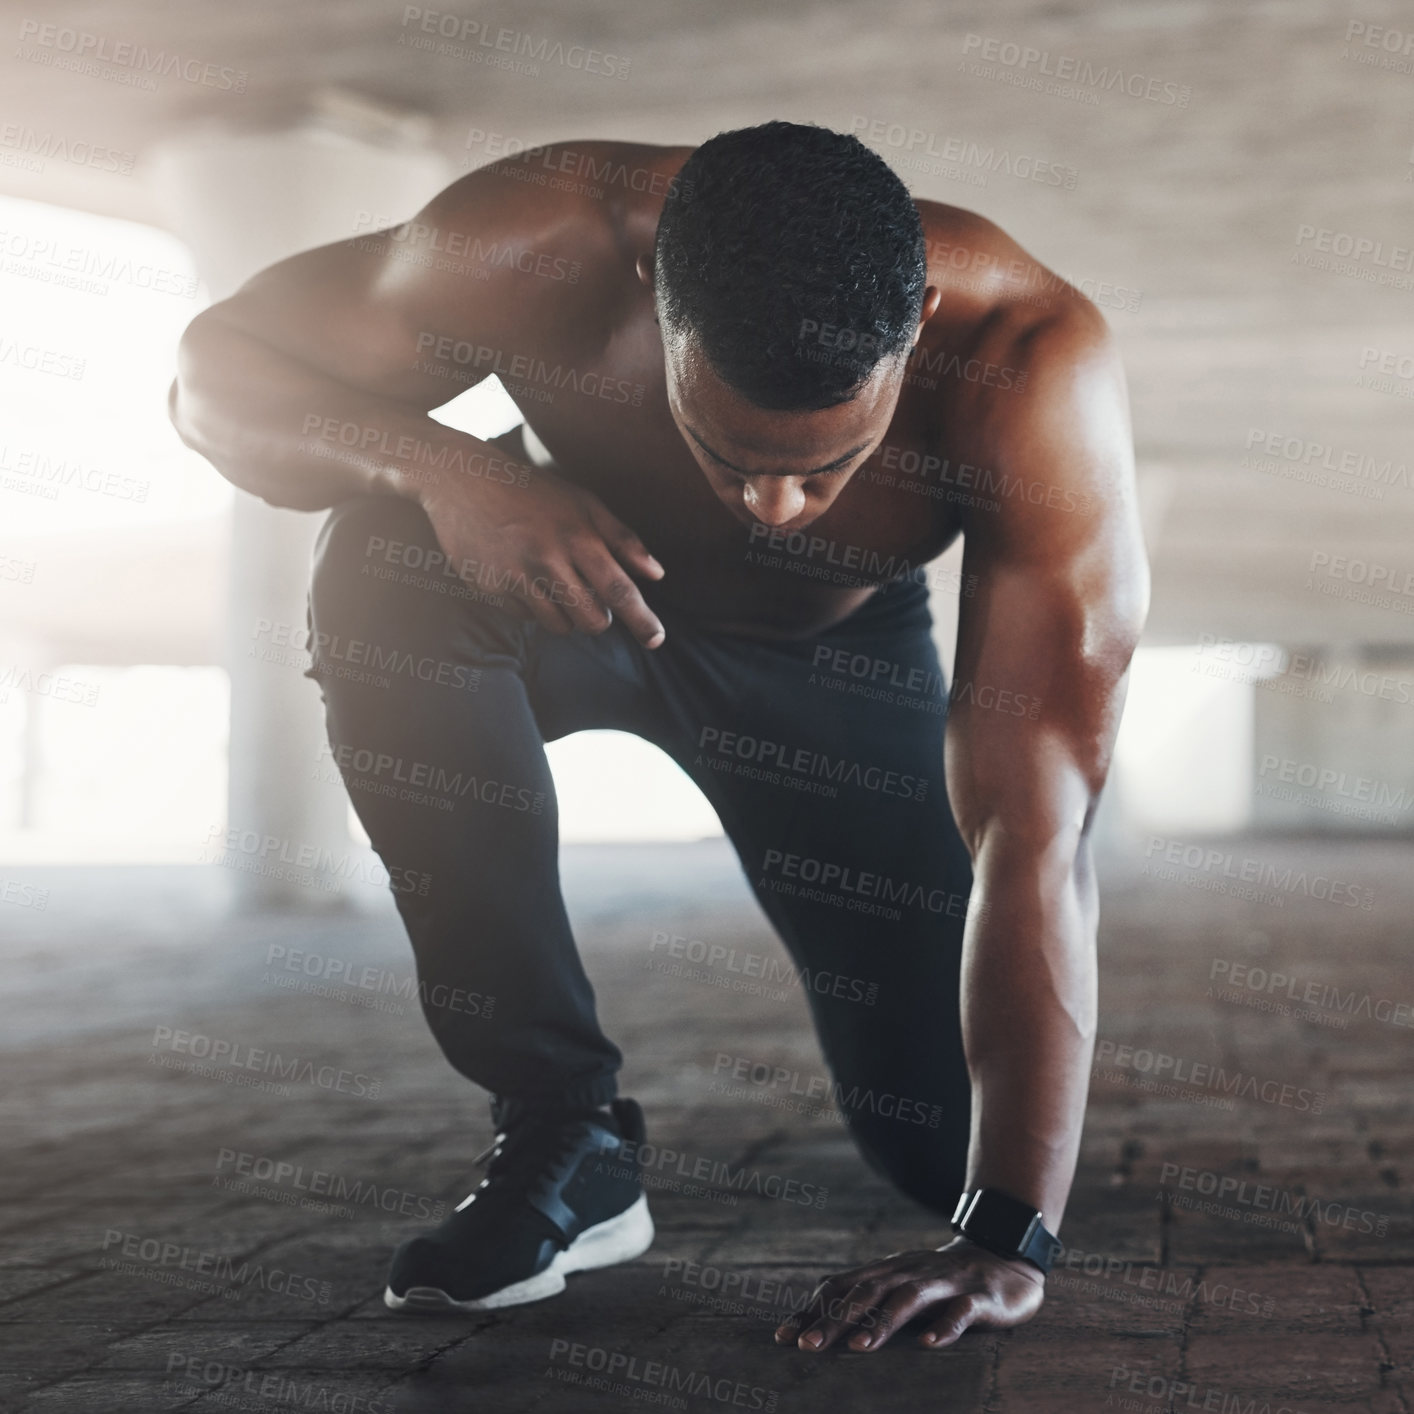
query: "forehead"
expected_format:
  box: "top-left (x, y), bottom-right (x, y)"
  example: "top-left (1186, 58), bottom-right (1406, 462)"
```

top-left (665, 324), bottom-right (894, 400)
top-left (682, 421), bottom-right (870, 478)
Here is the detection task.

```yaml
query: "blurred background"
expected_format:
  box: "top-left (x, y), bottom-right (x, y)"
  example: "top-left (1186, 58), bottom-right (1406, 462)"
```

top-left (4, 4), bottom-right (1413, 1409)
top-left (1, 0), bottom-right (1410, 896)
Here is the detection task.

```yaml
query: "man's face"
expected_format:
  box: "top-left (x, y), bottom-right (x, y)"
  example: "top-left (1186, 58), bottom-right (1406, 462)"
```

top-left (660, 326), bottom-right (905, 532)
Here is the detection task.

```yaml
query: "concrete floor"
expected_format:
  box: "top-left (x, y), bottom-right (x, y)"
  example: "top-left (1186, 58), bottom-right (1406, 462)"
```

top-left (2, 837), bottom-right (1410, 1413)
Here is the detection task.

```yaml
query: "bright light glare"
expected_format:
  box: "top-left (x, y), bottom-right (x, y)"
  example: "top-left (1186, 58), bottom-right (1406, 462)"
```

top-left (1111, 645), bottom-right (1263, 834)
top-left (548, 731), bottom-right (723, 843)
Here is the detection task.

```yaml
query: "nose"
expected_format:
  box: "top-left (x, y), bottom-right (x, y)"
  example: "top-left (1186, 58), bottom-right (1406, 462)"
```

top-left (742, 477), bottom-right (806, 526)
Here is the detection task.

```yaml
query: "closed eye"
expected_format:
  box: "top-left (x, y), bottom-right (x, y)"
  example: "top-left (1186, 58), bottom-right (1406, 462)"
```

top-left (687, 425), bottom-right (868, 478)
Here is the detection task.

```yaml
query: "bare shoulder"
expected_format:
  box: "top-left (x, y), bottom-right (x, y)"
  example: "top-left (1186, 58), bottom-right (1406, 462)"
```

top-left (432, 138), bottom-right (696, 243)
top-left (917, 197), bottom-right (1115, 380)
top-left (333, 139), bottom-right (695, 364)
top-left (914, 203), bottom-right (1132, 553)
top-left (929, 212), bottom-right (1148, 666)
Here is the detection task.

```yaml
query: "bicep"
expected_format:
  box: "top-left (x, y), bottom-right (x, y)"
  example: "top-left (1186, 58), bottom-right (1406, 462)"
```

top-left (945, 556), bottom-right (1136, 860)
top-left (945, 318), bottom-right (1149, 854)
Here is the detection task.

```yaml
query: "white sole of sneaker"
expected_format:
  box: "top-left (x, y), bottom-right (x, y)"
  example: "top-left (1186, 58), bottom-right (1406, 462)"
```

top-left (384, 1193), bottom-right (655, 1313)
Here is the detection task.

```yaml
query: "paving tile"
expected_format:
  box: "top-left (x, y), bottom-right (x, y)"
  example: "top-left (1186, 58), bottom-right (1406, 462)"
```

top-left (94, 1322), bottom-right (318, 1370)
top-left (0, 1325), bottom-right (124, 1379)
top-left (1169, 1263), bottom-right (1366, 1334)
top-left (15, 1373), bottom-right (200, 1412)
top-left (0, 1271), bottom-right (85, 1308)
top-left (993, 1334), bottom-right (1183, 1402)
top-left (1183, 1331), bottom-right (1390, 1404)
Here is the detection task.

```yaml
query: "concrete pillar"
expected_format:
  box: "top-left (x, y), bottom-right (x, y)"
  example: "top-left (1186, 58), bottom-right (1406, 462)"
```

top-left (16, 659), bottom-right (48, 830)
top-left (151, 112), bottom-right (450, 905)
top-left (1, 636), bottom-right (48, 832)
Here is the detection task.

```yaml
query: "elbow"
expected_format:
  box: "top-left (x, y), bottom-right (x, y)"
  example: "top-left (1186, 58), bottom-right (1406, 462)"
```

top-left (169, 311), bottom-right (317, 513)
top-left (166, 375), bottom-right (185, 441)
top-left (167, 374), bottom-right (203, 457)
top-left (965, 790), bottom-right (1093, 873)
top-left (169, 308), bottom-right (226, 455)
top-left (168, 380), bottom-right (305, 512)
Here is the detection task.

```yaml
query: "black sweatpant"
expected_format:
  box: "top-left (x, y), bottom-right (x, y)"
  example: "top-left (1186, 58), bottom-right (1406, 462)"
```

top-left (305, 491), bottom-right (978, 1213)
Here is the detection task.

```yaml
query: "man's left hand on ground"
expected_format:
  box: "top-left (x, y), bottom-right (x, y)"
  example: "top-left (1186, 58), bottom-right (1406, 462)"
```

top-left (773, 1238), bottom-right (1045, 1352)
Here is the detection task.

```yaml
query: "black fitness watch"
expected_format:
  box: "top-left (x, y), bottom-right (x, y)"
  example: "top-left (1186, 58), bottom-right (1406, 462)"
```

top-left (951, 1188), bottom-right (1060, 1275)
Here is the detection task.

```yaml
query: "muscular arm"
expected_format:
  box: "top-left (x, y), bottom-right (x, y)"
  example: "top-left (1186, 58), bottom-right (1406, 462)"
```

top-left (169, 162), bottom-right (549, 509)
top-left (169, 152), bottom-right (667, 644)
top-left (947, 305), bottom-right (1148, 1234)
top-left (777, 298), bottom-right (1149, 1354)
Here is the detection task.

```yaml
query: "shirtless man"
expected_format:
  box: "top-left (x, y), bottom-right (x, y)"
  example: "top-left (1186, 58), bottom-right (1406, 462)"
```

top-left (171, 121), bottom-right (1148, 1354)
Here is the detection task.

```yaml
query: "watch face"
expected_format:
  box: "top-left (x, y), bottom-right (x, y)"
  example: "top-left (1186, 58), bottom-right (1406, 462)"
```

top-left (963, 1190), bottom-right (1040, 1251)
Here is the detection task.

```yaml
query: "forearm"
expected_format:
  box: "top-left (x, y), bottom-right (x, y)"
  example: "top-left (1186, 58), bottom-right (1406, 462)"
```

top-left (959, 830), bottom-right (1099, 1234)
top-left (170, 311), bottom-right (508, 513)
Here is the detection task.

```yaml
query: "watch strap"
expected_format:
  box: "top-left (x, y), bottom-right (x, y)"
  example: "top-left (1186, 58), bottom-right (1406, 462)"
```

top-left (1017, 1216), bottom-right (1060, 1274)
top-left (952, 1188), bottom-right (1060, 1275)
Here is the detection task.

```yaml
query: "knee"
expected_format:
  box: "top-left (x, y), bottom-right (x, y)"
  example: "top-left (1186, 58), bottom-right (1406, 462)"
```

top-left (309, 495), bottom-right (523, 654)
top-left (309, 493), bottom-right (436, 617)
top-left (845, 1110), bottom-right (968, 1219)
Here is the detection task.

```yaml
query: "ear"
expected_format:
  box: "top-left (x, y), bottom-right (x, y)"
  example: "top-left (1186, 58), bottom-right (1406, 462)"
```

top-left (915, 285), bottom-right (942, 340)
top-left (635, 253), bottom-right (654, 288)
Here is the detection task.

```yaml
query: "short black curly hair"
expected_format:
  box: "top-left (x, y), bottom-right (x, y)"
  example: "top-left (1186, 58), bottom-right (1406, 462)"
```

top-left (653, 121), bottom-right (927, 412)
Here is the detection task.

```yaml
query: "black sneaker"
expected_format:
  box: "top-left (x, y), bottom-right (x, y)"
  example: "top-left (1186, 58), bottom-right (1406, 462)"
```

top-left (384, 1096), bottom-right (654, 1312)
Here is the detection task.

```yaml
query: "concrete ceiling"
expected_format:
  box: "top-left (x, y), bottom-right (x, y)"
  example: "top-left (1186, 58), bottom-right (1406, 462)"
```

top-left (4, 0), bottom-right (1412, 644)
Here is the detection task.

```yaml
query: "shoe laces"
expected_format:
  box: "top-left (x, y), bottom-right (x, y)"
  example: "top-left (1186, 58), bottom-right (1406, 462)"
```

top-left (457, 1111), bottom-right (616, 1211)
